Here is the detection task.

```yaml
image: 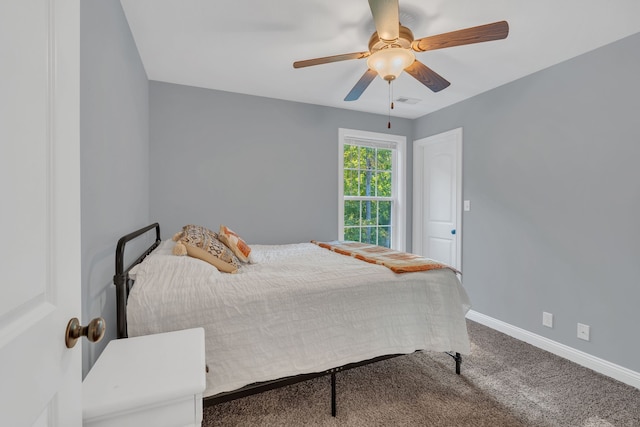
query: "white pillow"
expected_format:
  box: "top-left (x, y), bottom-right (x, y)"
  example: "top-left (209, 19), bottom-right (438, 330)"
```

top-left (129, 239), bottom-right (222, 280)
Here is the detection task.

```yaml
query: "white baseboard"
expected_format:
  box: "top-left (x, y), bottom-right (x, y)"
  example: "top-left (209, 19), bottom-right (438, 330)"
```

top-left (466, 310), bottom-right (640, 390)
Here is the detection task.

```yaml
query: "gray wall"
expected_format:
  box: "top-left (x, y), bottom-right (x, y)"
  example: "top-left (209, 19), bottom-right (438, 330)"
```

top-left (414, 32), bottom-right (640, 372)
top-left (80, 0), bottom-right (149, 376)
top-left (149, 81), bottom-right (414, 246)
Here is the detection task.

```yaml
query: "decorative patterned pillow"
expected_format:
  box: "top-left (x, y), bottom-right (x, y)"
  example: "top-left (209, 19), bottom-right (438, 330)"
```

top-left (172, 224), bottom-right (240, 273)
top-left (218, 225), bottom-right (251, 263)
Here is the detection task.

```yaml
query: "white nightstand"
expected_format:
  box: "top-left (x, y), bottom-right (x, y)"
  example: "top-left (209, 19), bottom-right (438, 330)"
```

top-left (83, 328), bottom-right (206, 427)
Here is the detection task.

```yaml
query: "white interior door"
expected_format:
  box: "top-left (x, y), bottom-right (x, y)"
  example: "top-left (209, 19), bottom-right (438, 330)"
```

top-left (0, 1), bottom-right (82, 426)
top-left (412, 128), bottom-right (462, 270)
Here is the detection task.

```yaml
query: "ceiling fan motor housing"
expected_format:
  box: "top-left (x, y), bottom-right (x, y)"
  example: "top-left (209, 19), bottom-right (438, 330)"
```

top-left (368, 25), bottom-right (414, 52)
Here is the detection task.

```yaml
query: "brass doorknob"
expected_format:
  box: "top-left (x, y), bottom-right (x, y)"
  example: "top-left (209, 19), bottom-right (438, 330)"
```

top-left (65, 317), bottom-right (106, 348)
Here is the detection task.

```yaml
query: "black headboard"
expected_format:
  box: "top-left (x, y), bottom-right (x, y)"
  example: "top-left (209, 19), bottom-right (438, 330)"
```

top-left (113, 223), bottom-right (161, 339)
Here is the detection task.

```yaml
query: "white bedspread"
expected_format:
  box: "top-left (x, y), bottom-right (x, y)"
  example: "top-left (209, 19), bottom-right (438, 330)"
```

top-left (127, 240), bottom-right (471, 397)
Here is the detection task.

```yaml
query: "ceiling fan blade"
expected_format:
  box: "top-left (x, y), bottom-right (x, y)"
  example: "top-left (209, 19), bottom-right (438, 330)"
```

top-left (412, 21), bottom-right (509, 52)
top-left (404, 60), bottom-right (450, 92)
top-left (368, 0), bottom-right (400, 42)
top-left (344, 69), bottom-right (378, 101)
top-left (293, 51), bottom-right (370, 69)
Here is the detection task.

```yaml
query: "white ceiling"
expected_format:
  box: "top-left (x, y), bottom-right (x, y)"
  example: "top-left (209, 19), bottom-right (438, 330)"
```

top-left (120, 0), bottom-right (640, 119)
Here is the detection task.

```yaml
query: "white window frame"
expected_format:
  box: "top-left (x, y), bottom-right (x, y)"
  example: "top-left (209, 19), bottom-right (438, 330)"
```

top-left (338, 128), bottom-right (406, 251)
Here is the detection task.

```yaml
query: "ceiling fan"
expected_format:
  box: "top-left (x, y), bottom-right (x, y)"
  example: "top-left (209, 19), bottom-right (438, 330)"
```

top-left (293, 0), bottom-right (509, 102)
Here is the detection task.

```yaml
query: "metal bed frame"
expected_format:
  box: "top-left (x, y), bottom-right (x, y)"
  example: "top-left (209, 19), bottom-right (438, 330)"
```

top-left (113, 222), bottom-right (462, 416)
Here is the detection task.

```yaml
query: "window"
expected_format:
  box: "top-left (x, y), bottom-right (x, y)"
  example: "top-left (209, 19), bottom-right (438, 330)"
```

top-left (339, 128), bottom-right (406, 251)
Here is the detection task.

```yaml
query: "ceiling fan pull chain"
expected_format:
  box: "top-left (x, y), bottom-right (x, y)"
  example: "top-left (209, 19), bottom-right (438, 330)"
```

top-left (391, 80), bottom-right (394, 110)
top-left (387, 80), bottom-right (392, 128)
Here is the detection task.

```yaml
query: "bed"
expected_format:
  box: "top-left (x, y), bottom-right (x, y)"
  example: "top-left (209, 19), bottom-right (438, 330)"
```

top-left (114, 223), bottom-right (471, 415)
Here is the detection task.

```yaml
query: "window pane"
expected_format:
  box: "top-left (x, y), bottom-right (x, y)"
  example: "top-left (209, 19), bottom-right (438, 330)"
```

top-left (377, 171), bottom-right (392, 197)
top-left (343, 170), bottom-right (359, 196)
top-left (362, 227), bottom-right (377, 244)
top-left (377, 149), bottom-right (392, 171)
top-left (370, 172), bottom-right (379, 197)
top-left (344, 227), bottom-right (360, 242)
top-left (360, 146), bottom-right (376, 170)
top-left (379, 201), bottom-right (391, 226)
top-left (344, 201), bottom-right (361, 226)
top-left (343, 144), bottom-right (358, 168)
top-left (378, 226), bottom-right (391, 248)
top-left (359, 170), bottom-right (375, 197)
top-left (361, 201), bottom-right (377, 226)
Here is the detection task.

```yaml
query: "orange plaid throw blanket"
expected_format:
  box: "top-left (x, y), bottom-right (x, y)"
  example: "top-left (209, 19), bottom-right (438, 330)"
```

top-left (311, 241), bottom-right (457, 274)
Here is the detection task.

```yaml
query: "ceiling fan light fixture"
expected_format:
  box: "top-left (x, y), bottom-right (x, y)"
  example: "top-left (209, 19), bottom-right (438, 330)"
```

top-left (366, 47), bottom-right (415, 81)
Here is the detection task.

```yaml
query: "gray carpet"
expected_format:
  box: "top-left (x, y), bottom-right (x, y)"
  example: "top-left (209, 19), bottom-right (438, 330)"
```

top-left (203, 320), bottom-right (640, 426)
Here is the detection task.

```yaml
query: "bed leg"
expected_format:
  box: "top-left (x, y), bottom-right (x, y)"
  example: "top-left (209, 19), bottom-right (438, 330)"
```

top-left (331, 371), bottom-right (336, 417)
top-left (445, 351), bottom-right (462, 374)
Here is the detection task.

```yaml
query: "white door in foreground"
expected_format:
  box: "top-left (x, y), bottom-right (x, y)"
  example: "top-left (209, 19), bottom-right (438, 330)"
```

top-left (0, 0), bottom-right (82, 425)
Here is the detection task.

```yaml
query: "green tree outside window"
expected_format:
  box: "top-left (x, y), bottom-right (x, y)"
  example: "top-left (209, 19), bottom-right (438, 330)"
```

top-left (343, 144), bottom-right (393, 248)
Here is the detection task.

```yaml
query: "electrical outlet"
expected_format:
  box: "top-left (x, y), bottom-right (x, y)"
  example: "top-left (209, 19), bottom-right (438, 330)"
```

top-left (542, 312), bottom-right (553, 328)
top-left (577, 323), bottom-right (590, 341)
